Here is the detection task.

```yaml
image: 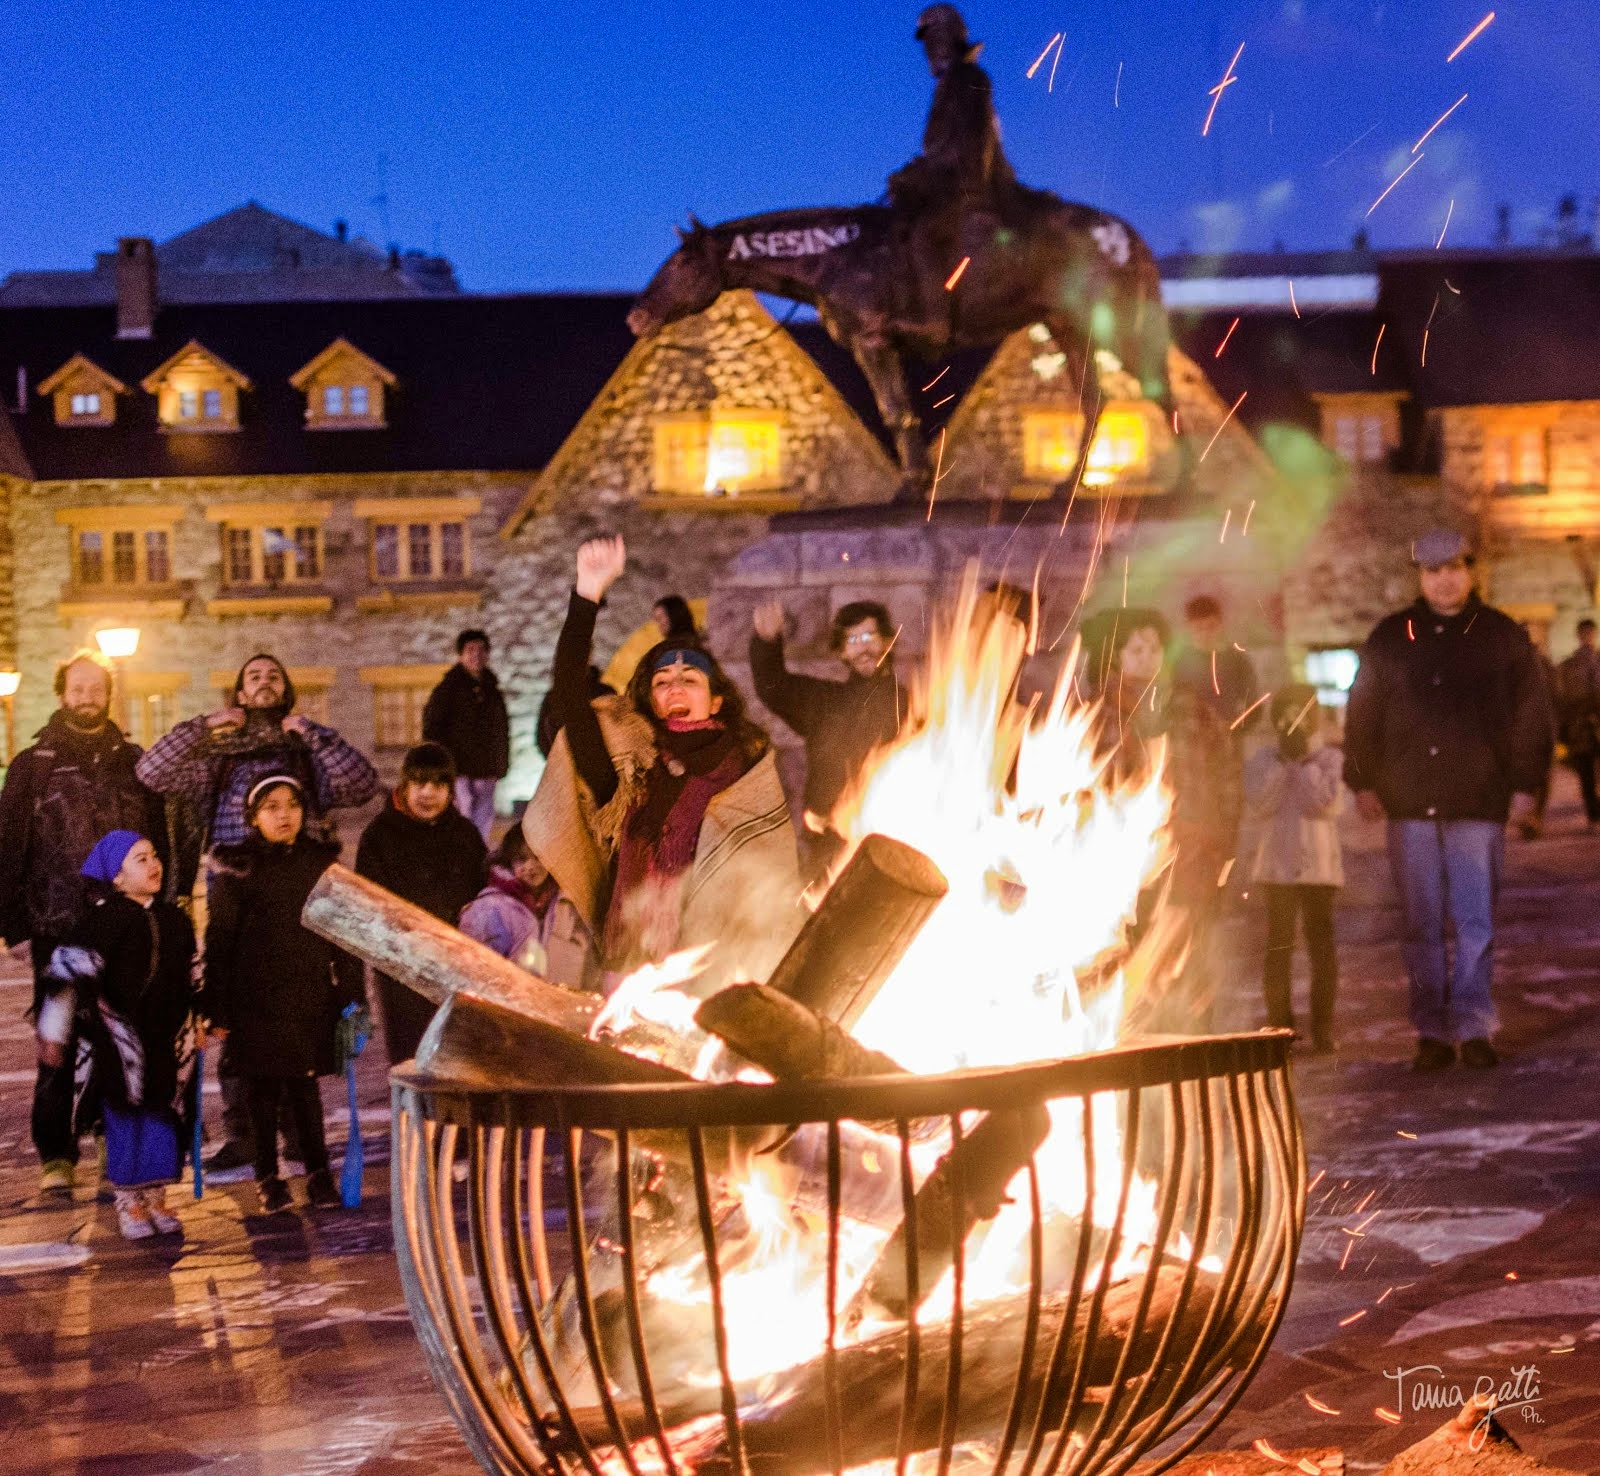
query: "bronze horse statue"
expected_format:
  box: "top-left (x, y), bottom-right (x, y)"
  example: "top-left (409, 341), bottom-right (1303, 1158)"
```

top-left (627, 198), bottom-right (1174, 494)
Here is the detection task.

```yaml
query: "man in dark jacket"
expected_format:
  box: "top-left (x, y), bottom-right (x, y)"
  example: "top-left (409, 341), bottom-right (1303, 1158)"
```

top-left (750, 598), bottom-right (906, 874)
top-left (356, 742), bottom-right (487, 1064)
top-left (422, 629), bottom-right (510, 843)
top-left (0, 650), bottom-right (165, 1192)
top-left (1557, 618), bottom-right (1600, 828)
top-left (1344, 529), bottom-right (1554, 1072)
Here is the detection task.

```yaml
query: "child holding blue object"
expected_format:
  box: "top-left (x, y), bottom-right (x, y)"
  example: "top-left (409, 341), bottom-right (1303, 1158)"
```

top-left (37, 829), bottom-right (201, 1240)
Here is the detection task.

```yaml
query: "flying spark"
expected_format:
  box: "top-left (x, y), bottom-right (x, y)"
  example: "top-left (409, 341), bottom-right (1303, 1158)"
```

top-left (1366, 154), bottom-right (1425, 218)
top-left (1230, 691), bottom-right (1272, 731)
top-left (1026, 32), bottom-right (1063, 79)
top-left (944, 256), bottom-right (971, 291)
top-left (1289, 278), bottom-right (1301, 318)
top-left (1447, 11), bottom-right (1495, 62)
top-left (926, 426), bottom-right (947, 522)
top-left (1252, 1440), bottom-right (1291, 1464)
top-left (921, 365), bottom-right (950, 392)
top-left (1199, 391), bottom-right (1247, 461)
top-left (1242, 499), bottom-right (1256, 535)
top-left (1422, 292), bottom-right (1440, 368)
top-left (931, 393), bottom-right (954, 409)
top-left (1371, 322), bottom-right (1386, 374)
top-left (1202, 42), bottom-right (1245, 137)
top-left (1339, 1309), bottom-right (1368, 1327)
top-left (1375, 1407), bottom-right (1402, 1426)
top-left (1047, 33), bottom-right (1064, 91)
top-left (1339, 1238), bottom-right (1354, 1271)
top-left (1214, 316), bottom-right (1240, 358)
top-left (1114, 60), bottom-right (1123, 107)
top-left (1414, 93), bottom-right (1468, 152)
top-left (1435, 198), bottom-right (1456, 249)
top-left (1305, 1394), bottom-right (1341, 1416)
top-left (1219, 508), bottom-right (1232, 542)
top-left (1397, 1130), bottom-right (1418, 1139)
top-left (1376, 1286), bottom-right (1395, 1304)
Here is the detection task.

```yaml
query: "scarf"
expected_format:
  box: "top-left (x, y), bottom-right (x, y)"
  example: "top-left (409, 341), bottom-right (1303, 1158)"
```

top-left (602, 719), bottom-right (747, 968)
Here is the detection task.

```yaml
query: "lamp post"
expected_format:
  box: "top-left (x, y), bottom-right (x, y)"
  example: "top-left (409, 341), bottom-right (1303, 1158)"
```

top-left (95, 628), bottom-right (140, 735)
top-left (0, 671), bottom-right (18, 764)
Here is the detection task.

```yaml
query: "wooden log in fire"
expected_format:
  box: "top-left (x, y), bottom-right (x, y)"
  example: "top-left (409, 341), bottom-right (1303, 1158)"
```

top-left (695, 983), bottom-right (906, 1080)
top-left (767, 833), bottom-right (948, 1026)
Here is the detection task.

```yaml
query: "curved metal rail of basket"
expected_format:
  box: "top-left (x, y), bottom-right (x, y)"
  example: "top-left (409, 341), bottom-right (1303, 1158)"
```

top-left (391, 1029), bottom-right (1304, 1476)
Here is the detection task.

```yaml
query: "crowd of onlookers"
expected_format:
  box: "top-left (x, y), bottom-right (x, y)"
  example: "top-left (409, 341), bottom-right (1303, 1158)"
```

top-left (5, 525), bottom-right (1598, 1237)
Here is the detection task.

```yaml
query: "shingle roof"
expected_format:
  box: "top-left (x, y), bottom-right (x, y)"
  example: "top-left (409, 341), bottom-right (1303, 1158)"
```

top-left (0, 294), bottom-right (640, 480)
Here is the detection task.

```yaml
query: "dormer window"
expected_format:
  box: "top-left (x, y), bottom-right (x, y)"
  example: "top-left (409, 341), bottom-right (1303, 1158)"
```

top-left (37, 355), bottom-right (127, 427)
top-left (140, 340), bottom-right (251, 433)
top-left (1313, 392), bottom-right (1407, 467)
top-left (1020, 403), bottom-right (1154, 490)
top-left (290, 338), bottom-right (395, 430)
top-left (652, 406), bottom-right (787, 496)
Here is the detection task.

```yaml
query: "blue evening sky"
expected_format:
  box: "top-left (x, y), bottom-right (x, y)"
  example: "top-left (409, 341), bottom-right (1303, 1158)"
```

top-left (1, 0), bottom-right (1591, 291)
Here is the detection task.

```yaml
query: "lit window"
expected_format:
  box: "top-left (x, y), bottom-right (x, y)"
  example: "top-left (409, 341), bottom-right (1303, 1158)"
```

top-left (1020, 407), bottom-right (1150, 486)
top-left (291, 340), bottom-right (394, 428)
top-left (375, 686), bottom-right (422, 748)
top-left (1516, 429), bottom-right (1546, 486)
top-left (1486, 428), bottom-right (1548, 490)
top-left (70, 392), bottom-right (101, 417)
top-left (178, 389), bottom-right (198, 420)
top-left (1305, 648), bottom-right (1360, 709)
top-left (220, 524), bottom-right (325, 586)
top-left (40, 355), bottom-right (125, 426)
top-left (324, 385), bottom-right (345, 416)
top-left (1359, 415), bottom-right (1384, 463)
top-left (370, 520), bottom-right (470, 581)
top-left (202, 388), bottom-right (223, 419)
top-left (72, 525), bottom-right (172, 588)
top-left (652, 409), bottom-right (786, 495)
top-left (349, 384), bottom-right (369, 415)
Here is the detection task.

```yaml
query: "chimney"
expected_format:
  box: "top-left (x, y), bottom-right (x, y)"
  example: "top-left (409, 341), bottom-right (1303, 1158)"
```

top-left (114, 237), bottom-right (157, 339)
top-left (334, 219), bottom-right (349, 242)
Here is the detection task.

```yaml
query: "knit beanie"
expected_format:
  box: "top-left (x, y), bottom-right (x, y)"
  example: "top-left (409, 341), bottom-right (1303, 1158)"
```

top-left (81, 829), bottom-right (143, 884)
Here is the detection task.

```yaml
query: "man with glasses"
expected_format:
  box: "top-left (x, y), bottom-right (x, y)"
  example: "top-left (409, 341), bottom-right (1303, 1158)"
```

top-left (750, 600), bottom-right (906, 874)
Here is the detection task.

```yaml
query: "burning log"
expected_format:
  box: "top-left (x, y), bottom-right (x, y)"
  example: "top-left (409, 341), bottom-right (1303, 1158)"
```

top-left (562, 1264), bottom-right (1231, 1473)
top-left (767, 833), bottom-right (948, 1026)
top-left (695, 983), bottom-right (906, 1080)
top-left (846, 1102), bottom-right (1053, 1325)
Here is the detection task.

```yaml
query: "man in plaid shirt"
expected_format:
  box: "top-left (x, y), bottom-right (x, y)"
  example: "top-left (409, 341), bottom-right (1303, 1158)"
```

top-left (137, 651), bottom-right (378, 1175)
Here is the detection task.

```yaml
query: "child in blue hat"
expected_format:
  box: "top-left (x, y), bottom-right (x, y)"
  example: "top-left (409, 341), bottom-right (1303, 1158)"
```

top-left (37, 829), bottom-right (203, 1240)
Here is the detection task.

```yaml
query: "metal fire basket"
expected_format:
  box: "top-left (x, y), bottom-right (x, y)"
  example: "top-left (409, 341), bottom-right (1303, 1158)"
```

top-left (392, 1030), bottom-right (1304, 1476)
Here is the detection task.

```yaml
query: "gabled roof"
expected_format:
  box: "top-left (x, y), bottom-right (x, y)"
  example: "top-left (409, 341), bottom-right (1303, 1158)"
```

top-left (288, 336), bottom-right (398, 389)
top-left (139, 339), bottom-right (254, 393)
top-left (36, 353), bottom-right (128, 396)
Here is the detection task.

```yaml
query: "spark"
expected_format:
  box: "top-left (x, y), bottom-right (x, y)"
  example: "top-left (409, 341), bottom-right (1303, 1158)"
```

top-left (1047, 33), bottom-right (1065, 92)
top-left (1506, 1270), bottom-right (1519, 1281)
top-left (1406, 618), bottom-right (1415, 641)
top-left (1298, 1463), bottom-right (1324, 1476)
top-left (1371, 322), bottom-right (1386, 374)
top-left (1376, 1286), bottom-right (1395, 1304)
top-left (931, 393), bottom-right (954, 409)
top-left (1214, 316), bottom-right (1240, 358)
top-left (1122, 555), bottom-right (1129, 606)
top-left (1211, 650), bottom-right (1220, 694)
top-left (921, 365), bottom-right (950, 392)
top-left (1339, 1237), bottom-right (1354, 1271)
top-left (1216, 857), bottom-right (1235, 887)
top-left (1199, 391), bottom-right (1247, 461)
top-left (1219, 508), bottom-right (1232, 543)
top-left (1252, 1440), bottom-right (1291, 1464)
top-left (1375, 1407), bottom-right (1402, 1426)
top-left (1026, 32), bottom-right (1062, 79)
top-left (1323, 123), bottom-right (1377, 167)
top-left (1422, 292), bottom-right (1440, 368)
top-left (1114, 60), bottom-right (1123, 107)
top-left (1231, 691), bottom-right (1272, 731)
top-left (1354, 1189), bottom-right (1376, 1213)
top-left (1202, 42), bottom-right (1245, 137)
top-left (1549, 1345), bottom-right (1576, 1355)
top-left (1305, 1394), bottom-right (1341, 1416)
top-left (1308, 1168), bottom-right (1326, 1192)
top-left (944, 256), bottom-right (971, 291)
top-left (1289, 278), bottom-right (1301, 318)
top-left (1414, 93), bottom-right (1468, 152)
top-left (1447, 11), bottom-right (1495, 62)
top-left (1435, 198), bottom-right (1456, 249)
top-left (1366, 153), bottom-right (1425, 218)
top-left (926, 427), bottom-right (947, 522)
top-left (1355, 1209), bottom-right (1383, 1232)
top-left (1339, 1309), bottom-right (1368, 1327)
top-left (1396, 1130), bottom-right (1417, 1139)
top-left (1338, 1226), bottom-right (1365, 1238)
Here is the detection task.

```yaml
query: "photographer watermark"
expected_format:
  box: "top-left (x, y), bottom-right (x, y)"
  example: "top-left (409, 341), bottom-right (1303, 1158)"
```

top-left (1384, 1363), bottom-right (1545, 1448)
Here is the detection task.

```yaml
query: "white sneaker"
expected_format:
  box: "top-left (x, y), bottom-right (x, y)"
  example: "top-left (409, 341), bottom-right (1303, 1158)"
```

top-left (115, 1192), bottom-right (155, 1241)
top-left (142, 1190), bottom-right (183, 1235)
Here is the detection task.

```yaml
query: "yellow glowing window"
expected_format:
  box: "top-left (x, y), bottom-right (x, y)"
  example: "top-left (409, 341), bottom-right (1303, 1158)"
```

top-left (1021, 407), bottom-right (1149, 485)
top-left (653, 409), bottom-right (785, 495)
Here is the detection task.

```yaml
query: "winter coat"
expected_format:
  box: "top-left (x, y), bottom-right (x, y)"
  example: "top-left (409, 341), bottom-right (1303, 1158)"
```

top-left (39, 892), bottom-right (198, 1132)
top-left (354, 798), bottom-right (487, 924)
top-left (1557, 646), bottom-right (1600, 755)
top-left (202, 837), bottom-right (362, 1078)
top-left (1343, 595), bottom-right (1554, 823)
top-left (136, 711), bottom-right (378, 852)
top-left (1245, 745), bottom-right (1345, 887)
top-left (0, 712), bottom-right (164, 989)
top-left (748, 633), bottom-right (907, 820)
top-left (460, 868), bottom-right (558, 973)
top-left (422, 664), bottom-right (511, 779)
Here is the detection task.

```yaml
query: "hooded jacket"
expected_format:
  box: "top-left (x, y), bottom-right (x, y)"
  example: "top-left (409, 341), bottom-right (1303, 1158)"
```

top-left (422, 663), bottom-right (510, 779)
top-left (1343, 594), bottom-right (1554, 823)
top-left (0, 711), bottom-right (163, 968)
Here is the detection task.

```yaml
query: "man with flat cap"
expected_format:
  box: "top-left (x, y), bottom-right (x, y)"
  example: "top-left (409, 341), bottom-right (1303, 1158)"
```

top-left (1343, 529), bottom-right (1553, 1072)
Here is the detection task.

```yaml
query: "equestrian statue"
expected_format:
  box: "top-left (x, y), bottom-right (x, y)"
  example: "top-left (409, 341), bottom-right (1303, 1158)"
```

top-left (627, 4), bottom-right (1175, 496)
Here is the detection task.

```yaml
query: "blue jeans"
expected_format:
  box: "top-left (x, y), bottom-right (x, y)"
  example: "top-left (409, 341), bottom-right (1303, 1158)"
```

top-left (1386, 819), bottom-right (1503, 1042)
top-left (454, 776), bottom-right (497, 843)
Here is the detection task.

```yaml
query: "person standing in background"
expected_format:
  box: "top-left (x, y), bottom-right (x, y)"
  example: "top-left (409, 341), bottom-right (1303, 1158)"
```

top-left (1557, 618), bottom-right (1600, 830)
top-left (422, 629), bottom-right (510, 844)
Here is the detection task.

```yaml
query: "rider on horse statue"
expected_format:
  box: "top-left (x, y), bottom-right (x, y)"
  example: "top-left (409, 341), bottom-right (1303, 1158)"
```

top-left (888, 4), bottom-right (1019, 340)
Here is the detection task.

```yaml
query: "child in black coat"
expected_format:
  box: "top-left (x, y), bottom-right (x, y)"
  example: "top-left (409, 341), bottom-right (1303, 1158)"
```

top-left (356, 742), bottom-right (487, 1064)
top-left (37, 829), bottom-right (200, 1241)
top-left (203, 775), bottom-right (362, 1213)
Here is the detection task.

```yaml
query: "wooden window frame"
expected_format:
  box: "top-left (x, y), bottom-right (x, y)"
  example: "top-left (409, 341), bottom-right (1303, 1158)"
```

top-left (291, 338), bottom-right (395, 430)
top-left (68, 525), bottom-right (175, 589)
top-left (359, 664), bottom-right (449, 750)
top-left (651, 407), bottom-right (788, 497)
top-left (218, 522), bottom-right (325, 588)
top-left (38, 354), bottom-right (126, 427)
top-left (1018, 403), bottom-right (1154, 491)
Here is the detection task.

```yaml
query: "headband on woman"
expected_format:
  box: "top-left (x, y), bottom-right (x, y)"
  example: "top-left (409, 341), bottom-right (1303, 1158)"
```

top-left (651, 647), bottom-right (714, 676)
top-left (246, 773), bottom-right (304, 811)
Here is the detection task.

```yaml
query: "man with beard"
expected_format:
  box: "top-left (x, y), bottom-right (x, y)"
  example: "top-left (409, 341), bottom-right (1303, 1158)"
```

top-left (137, 652), bottom-right (378, 1172)
top-left (0, 650), bottom-right (166, 1193)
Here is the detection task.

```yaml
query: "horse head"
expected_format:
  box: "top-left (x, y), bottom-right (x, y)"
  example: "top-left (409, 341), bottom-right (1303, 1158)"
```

top-left (627, 215), bottom-right (724, 339)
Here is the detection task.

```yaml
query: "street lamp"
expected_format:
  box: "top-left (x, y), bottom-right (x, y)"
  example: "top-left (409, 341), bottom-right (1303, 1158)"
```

top-left (95, 627), bottom-right (141, 660)
top-left (0, 670), bottom-right (18, 763)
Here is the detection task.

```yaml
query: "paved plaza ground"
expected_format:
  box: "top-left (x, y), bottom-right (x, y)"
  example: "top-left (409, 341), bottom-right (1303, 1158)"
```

top-left (1, 782), bottom-right (1598, 1473)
